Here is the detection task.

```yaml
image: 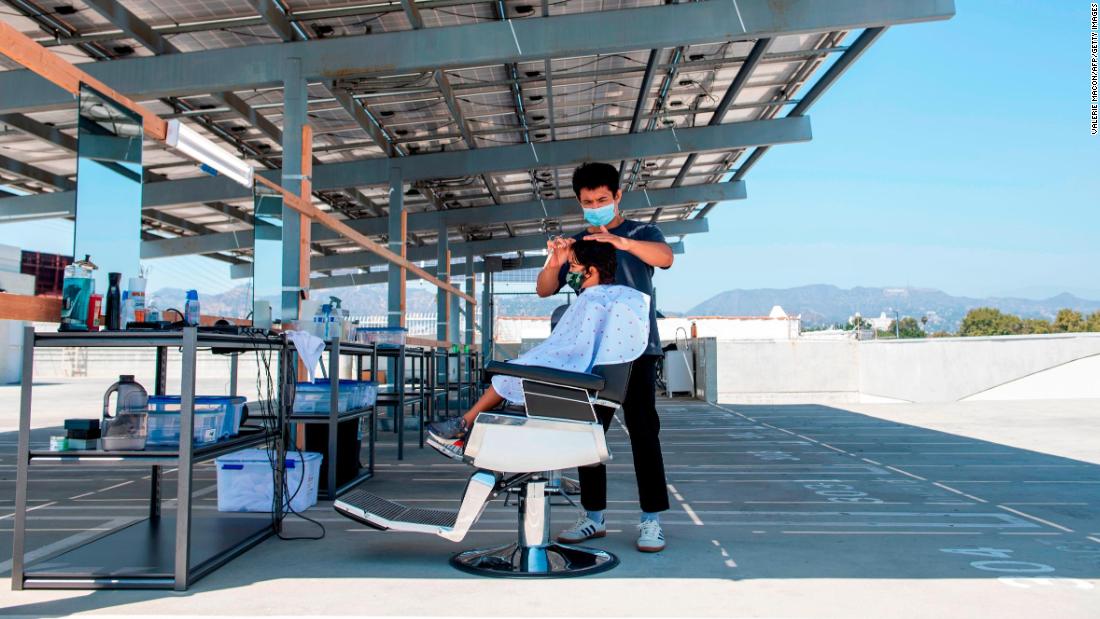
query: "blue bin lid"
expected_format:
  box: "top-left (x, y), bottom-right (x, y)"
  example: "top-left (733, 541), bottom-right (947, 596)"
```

top-left (215, 448), bottom-right (322, 467)
top-left (148, 395), bottom-right (246, 405)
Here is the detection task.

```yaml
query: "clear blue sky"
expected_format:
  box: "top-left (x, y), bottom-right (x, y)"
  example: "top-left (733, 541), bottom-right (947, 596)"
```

top-left (2, 2), bottom-right (1096, 310)
top-left (655, 1), bottom-right (1099, 310)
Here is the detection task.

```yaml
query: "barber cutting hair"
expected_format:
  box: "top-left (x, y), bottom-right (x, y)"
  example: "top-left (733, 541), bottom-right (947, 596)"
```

top-left (538, 161), bottom-right (674, 553)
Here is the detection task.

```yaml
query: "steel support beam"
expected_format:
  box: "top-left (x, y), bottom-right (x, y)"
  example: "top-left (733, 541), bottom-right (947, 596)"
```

top-left (309, 219), bottom-right (704, 273)
top-left (465, 251), bottom-right (474, 346)
top-left (0, 192), bottom-right (72, 221)
top-left (387, 167), bottom-right (405, 327)
top-left (481, 269), bottom-right (493, 361)
top-left (310, 116), bottom-right (809, 190)
top-left (144, 182), bottom-right (738, 260)
top-left (0, 154), bottom-right (74, 191)
top-left (0, 113), bottom-right (77, 152)
top-left (281, 58), bottom-right (307, 318)
top-left (247, 0), bottom-right (307, 42)
top-left (309, 182), bottom-right (743, 242)
top-left (402, 0), bottom-right (507, 212)
top-left (436, 218), bottom-right (449, 340)
top-left (672, 37), bottom-right (773, 188)
top-left (304, 255), bottom-right (540, 291)
top-left (618, 49), bottom-right (660, 180)
top-left (696, 27), bottom-right (887, 219)
top-left (0, 1), bottom-right (956, 114)
top-left (0, 117), bottom-right (788, 213)
top-left (80, 0), bottom-right (176, 55)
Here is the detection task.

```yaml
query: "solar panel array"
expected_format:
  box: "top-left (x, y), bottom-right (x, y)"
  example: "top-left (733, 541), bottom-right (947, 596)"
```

top-left (0, 0), bottom-right (853, 276)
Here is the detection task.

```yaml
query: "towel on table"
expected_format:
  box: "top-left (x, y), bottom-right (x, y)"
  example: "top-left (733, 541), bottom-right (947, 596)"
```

top-left (285, 330), bottom-right (326, 382)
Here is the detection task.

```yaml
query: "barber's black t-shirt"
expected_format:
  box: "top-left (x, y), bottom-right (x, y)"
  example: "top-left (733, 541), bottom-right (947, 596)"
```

top-left (555, 219), bottom-right (668, 356)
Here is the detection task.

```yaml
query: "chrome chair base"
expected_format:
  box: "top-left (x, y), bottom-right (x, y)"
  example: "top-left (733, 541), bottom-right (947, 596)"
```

top-left (450, 542), bottom-right (618, 578)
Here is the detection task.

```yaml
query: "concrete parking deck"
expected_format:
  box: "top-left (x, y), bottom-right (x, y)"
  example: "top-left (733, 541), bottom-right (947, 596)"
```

top-left (0, 387), bottom-right (1097, 617)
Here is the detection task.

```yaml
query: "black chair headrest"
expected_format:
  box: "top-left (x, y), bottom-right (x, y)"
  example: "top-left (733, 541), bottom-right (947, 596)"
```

top-left (549, 304), bottom-right (570, 332)
top-left (591, 361), bottom-right (632, 405)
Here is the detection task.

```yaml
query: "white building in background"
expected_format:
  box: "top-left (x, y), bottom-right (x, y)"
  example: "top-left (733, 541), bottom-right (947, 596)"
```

top-left (865, 312), bottom-right (895, 331)
top-left (493, 305), bottom-right (803, 344)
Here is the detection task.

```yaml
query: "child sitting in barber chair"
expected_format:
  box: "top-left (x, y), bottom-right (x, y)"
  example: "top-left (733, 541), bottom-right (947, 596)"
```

top-left (428, 239), bottom-right (650, 442)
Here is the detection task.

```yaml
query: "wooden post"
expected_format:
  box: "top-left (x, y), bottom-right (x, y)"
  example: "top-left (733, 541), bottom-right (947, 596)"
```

top-left (299, 125), bottom-right (312, 290)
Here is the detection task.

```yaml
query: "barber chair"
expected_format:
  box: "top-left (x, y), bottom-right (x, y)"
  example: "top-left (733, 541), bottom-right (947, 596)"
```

top-left (334, 359), bottom-right (632, 577)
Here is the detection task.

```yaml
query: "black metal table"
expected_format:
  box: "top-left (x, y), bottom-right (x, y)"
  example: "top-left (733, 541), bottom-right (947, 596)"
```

top-left (11, 327), bottom-right (291, 591)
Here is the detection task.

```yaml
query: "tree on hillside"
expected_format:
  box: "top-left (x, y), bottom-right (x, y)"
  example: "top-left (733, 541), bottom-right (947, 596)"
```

top-left (1088, 311), bottom-right (1100, 332)
top-left (883, 317), bottom-right (926, 338)
top-left (958, 307), bottom-right (1023, 336)
top-left (1021, 318), bottom-right (1054, 334)
top-left (1053, 309), bottom-right (1086, 332)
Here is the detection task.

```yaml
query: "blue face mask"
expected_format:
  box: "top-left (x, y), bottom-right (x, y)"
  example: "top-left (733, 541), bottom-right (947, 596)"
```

top-left (583, 201), bottom-right (617, 227)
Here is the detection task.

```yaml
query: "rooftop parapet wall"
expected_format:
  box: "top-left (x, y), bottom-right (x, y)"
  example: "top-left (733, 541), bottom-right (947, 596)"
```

top-left (716, 333), bottom-right (1100, 404)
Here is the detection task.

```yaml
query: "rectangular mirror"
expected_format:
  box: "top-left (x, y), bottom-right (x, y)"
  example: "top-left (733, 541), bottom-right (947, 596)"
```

top-left (252, 185), bottom-right (286, 324)
top-left (73, 84), bottom-right (143, 294)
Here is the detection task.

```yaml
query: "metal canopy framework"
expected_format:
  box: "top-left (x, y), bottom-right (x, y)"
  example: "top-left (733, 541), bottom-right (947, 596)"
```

top-left (0, 0), bottom-right (955, 287)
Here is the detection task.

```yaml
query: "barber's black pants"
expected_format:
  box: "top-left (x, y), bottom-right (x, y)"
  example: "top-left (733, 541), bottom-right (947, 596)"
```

top-left (578, 354), bottom-right (670, 513)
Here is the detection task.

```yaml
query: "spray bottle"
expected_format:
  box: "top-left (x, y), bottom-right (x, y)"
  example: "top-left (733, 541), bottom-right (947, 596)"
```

top-left (184, 290), bottom-right (201, 326)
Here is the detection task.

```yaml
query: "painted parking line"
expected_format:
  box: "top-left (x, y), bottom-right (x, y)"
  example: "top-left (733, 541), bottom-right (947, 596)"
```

top-left (0, 501), bottom-right (56, 521)
top-left (667, 483), bottom-right (703, 526)
top-left (932, 482), bottom-right (989, 503)
top-left (711, 538), bottom-right (737, 568)
top-left (996, 505), bottom-right (1075, 533)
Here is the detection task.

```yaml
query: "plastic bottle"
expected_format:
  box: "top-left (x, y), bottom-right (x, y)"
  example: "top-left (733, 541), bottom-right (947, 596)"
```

top-left (129, 276), bottom-right (146, 322)
top-left (184, 290), bottom-right (201, 326)
top-left (320, 303), bottom-right (333, 340)
top-left (59, 255), bottom-right (97, 332)
top-left (121, 291), bottom-right (134, 328)
top-left (105, 272), bottom-right (122, 330)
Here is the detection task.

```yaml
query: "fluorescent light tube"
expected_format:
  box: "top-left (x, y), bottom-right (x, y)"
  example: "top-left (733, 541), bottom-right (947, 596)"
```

top-left (165, 119), bottom-right (254, 188)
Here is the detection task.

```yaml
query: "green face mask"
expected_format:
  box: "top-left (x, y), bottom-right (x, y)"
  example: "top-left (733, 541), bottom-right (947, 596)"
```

top-left (566, 269), bottom-right (586, 293)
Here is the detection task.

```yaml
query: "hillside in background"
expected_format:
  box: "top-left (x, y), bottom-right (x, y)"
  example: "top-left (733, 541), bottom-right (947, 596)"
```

top-left (149, 285), bottom-right (440, 319)
top-left (686, 285), bottom-right (1100, 331)
top-left (149, 283), bottom-right (1100, 333)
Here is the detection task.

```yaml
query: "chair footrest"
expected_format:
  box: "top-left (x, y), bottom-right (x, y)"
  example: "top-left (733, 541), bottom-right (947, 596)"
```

top-left (335, 490), bottom-right (458, 530)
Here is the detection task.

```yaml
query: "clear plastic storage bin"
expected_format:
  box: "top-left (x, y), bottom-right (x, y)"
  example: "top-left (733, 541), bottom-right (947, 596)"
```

top-left (215, 449), bottom-right (322, 513)
top-left (147, 395), bottom-right (245, 442)
top-left (146, 396), bottom-right (227, 447)
top-left (293, 380), bottom-right (377, 413)
top-left (355, 326), bottom-right (407, 347)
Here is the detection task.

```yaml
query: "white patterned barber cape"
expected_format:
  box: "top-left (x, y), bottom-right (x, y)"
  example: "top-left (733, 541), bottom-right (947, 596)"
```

top-left (491, 284), bottom-right (651, 404)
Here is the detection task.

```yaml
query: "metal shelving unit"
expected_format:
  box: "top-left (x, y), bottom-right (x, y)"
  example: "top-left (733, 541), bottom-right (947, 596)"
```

top-left (374, 344), bottom-right (431, 460)
top-left (11, 327), bottom-right (291, 591)
top-left (289, 339), bottom-right (377, 499)
top-left (437, 349), bottom-right (479, 418)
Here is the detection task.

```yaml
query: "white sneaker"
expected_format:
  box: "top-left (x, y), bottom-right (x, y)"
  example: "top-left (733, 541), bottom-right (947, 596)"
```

top-left (636, 520), bottom-right (665, 552)
top-left (556, 515), bottom-right (607, 544)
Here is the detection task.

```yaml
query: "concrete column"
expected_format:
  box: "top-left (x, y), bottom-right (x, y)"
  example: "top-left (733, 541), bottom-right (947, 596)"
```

top-left (387, 166), bottom-right (404, 328)
top-left (436, 219), bottom-right (449, 341)
top-left (280, 57), bottom-right (306, 320)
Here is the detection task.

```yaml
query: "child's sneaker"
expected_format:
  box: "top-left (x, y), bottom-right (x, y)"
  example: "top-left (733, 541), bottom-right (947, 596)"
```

top-left (428, 416), bottom-right (467, 440)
